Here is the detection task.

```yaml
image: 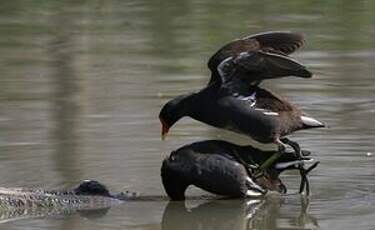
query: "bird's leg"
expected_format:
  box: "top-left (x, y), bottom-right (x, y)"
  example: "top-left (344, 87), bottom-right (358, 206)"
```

top-left (279, 137), bottom-right (306, 194)
top-left (299, 166), bottom-right (308, 194)
top-left (298, 161), bottom-right (320, 195)
top-left (253, 137), bottom-right (286, 178)
top-left (228, 150), bottom-right (267, 180)
top-left (280, 138), bottom-right (301, 159)
top-left (279, 138), bottom-right (310, 194)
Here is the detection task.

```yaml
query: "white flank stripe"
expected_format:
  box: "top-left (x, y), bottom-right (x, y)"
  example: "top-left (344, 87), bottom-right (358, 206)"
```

top-left (263, 111), bottom-right (279, 116)
top-left (239, 51), bottom-right (249, 56)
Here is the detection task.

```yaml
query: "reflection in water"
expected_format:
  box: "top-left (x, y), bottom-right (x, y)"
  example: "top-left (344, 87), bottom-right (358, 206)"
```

top-left (75, 208), bottom-right (110, 220)
top-left (49, 4), bottom-right (83, 184)
top-left (0, 206), bottom-right (110, 225)
top-left (0, 193), bottom-right (318, 229)
top-left (48, 4), bottom-right (83, 230)
top-left (162, 199), bottom-right (252, 230)
top-left (161, 196), bottom-right (318, 230)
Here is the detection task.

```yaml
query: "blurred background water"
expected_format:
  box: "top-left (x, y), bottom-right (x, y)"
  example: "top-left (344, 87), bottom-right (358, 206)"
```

top-left (0, 0), bottom-right (375, 229)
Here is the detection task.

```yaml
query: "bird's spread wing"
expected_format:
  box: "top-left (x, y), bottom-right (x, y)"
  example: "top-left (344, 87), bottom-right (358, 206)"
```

top-left (217, 51), bottom-right (311, 83)
top-left (207, 31), bottom-right (310, 85)
top-left (243, 31), bottom-right (305, 55)
top-left (230, 86), bottom-right (297, 113)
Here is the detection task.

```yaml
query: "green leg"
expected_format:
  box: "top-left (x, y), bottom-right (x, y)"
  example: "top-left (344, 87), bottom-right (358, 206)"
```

top-left (252, 138), bottom-right (286, 178)
top-left (258, 151), bottom-right (282, 171)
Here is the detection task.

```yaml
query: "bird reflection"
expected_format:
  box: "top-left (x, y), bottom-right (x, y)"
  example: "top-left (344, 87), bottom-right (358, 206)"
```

top-left (285, 196), bottom-right (319, 229)
top-left (0, 194), bottom-right (318, 229)
top-left (161, 195), bottom-right (319, 230)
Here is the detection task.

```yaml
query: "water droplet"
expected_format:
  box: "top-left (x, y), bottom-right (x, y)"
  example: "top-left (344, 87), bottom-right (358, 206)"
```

top-left (366, 152), bottom-right (373, 157)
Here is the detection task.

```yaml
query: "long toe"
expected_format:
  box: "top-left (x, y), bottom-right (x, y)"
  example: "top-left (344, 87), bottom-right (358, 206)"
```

top-left (301, 149), bottom-right (311, 156)
top-left (278, 144), bottom-right (286, 153)
top-left (252, 168), bottom-right (265, 179)
top-left (281, 138), bottom-right (302, 159)
top-left (245, 177), bottom-right (266, 196)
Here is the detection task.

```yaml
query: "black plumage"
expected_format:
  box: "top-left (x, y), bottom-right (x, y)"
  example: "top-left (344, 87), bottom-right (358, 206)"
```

top-left (161, 140), bottom-right (312, 200)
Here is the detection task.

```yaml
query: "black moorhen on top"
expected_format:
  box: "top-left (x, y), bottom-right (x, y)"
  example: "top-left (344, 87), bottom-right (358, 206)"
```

top-left (161, 140), bottom-right (316, 200)
top-left (159, 81), bottom-right (324, 154)
top-left (159, 31), bottom-right (324, 156)
top-left (207, 31), bottom-right (312, 85)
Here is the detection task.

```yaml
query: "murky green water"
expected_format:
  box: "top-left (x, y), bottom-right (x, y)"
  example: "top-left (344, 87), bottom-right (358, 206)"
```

top-left (1, 0), bottom-right (375, 229)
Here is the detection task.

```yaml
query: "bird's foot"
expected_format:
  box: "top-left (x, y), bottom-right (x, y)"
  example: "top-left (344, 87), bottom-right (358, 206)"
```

top-left (298, 161), bottom-right (320, 195)
top-left (280, 138), bottom-right (302, 159)
top-left (252, 168), bottom-right (265, 179)
top-left (278, 143), bottom-right (287, 153)
top-left (229, 151), bottom-right (260, 178)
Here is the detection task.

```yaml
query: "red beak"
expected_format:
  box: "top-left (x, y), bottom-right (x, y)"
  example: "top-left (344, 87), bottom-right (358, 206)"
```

top-left (160, 118), bottom-right (170, 140)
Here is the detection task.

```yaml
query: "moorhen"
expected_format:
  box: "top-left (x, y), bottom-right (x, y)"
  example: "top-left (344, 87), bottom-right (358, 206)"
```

top-left (159, 31), bottom-right (324, 156)
top-left (159, 81), bottom-right (324, 155)
top-left (161, 140), bottom-right (316, 200)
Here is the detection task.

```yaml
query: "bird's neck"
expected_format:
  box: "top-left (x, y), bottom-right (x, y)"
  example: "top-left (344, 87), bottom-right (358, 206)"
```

top-left (174, 93), bottom-right (198, 118)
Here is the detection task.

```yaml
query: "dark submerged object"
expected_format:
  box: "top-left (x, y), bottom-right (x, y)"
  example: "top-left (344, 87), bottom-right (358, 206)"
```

top-left (161, 140), bottom-right (318, 200)
top-left (73, 180), bottom-right (111, 196)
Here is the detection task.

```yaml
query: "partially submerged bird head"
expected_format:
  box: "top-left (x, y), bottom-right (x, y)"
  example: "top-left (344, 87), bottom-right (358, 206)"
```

top-left (161, 151), bottom-right (192, 200)
top-left (73, 180), bottom-right (111, 197)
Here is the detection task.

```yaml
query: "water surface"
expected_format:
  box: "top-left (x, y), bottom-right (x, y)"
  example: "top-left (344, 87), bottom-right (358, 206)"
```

top-left (1, 0), bottom-right (375, 229)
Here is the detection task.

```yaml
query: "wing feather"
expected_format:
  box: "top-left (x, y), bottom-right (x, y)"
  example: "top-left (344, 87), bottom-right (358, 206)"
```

top-left (208, 31), bottom-right (307, 85)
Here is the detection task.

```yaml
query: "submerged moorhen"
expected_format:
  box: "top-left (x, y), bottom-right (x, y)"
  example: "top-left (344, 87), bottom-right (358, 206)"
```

top-left (161, 140), bottom-right (315, 200)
